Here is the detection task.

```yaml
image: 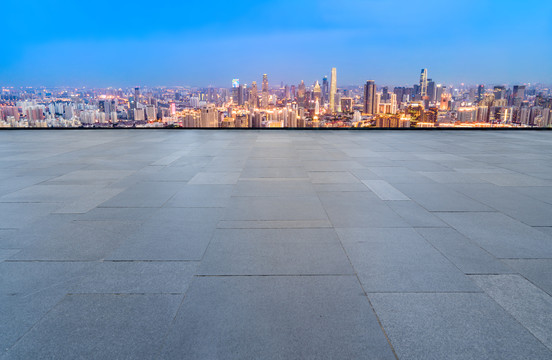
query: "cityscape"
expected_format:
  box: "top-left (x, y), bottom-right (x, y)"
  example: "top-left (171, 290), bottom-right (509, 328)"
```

top-left (2, 68), bottom-right (551, 129)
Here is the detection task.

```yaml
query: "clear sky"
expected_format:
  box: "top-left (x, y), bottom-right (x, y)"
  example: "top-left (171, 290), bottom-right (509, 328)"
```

top-left (1, 0), bottom-right (551, 87)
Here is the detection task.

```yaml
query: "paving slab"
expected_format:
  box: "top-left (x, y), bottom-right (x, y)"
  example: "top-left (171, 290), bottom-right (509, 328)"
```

top-left (223, 196), bottom-right (328, 221)
top-left (502, 259), bottom-right (552, 296)
top-left (436, 212), bottom-right (552, 258)
top-left (416, 227), bottom-right (513, 274)
top-left (70, 261), bottom-right (198, 294)
top-left (337, 228), bottom-right (480, 292)
top-left (99, 181), bottom-right (183, 207)
top-left (199, 228), bottom-right (353, 275)
top-left (3, 294), bottom-right (183, 360)
top-left (319, 192), bottom-right (410, 228)
top-left (160, 276), bottom-right (395, 360)
top-left (387, 201), bottom-right (448, 227)
top-left (361, 179), bottom-right (410, 200)
top-left (471, 274), bottom-right (552, 351)
top-left (370, 293), bottom-right (552, 360)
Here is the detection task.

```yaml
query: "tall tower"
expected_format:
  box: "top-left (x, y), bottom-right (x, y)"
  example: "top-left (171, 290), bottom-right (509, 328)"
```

top-left (134, 87), bottom-right (140, 108)
top-left (250, 82), bottom-right (258, 108)
top-left (329, 68), bottom-right (337, 113)
top-left (262, 74), bottom-right (269, 108)
top-left (364, 80), bottom-right (376, 115)
top-left (313, 81), bottom-right (322, 103)
top-left (322, 76), bottom-right (329, 105)
top-left (419, 69), bottom-right (428, 97)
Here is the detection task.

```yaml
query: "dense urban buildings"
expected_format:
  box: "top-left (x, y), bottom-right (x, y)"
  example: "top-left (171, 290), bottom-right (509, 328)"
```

top-left (1, 68), bottom-right (551, 128)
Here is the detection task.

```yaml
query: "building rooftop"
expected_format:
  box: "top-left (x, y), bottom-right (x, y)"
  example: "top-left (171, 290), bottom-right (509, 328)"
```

top-left (1, 130), bottom-right (552, 359)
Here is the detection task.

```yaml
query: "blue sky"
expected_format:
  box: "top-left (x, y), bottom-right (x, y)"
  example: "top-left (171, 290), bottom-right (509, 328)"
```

top-left (1, 0), bottom-right (551, 87)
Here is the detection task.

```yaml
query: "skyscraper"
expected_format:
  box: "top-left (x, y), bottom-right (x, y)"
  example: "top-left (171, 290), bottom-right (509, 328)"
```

top-left (329, 68), bottom-right (337, 113)
top-left (364, 80), bottom-right (376, 115)
top-left (313, 81), bottom-right (322, 103)
top-left (262, 74), bottom-right (269, 108)
top-left (427, 80), bottom-right (436, 102)
top-left (477, 84), bottom-right (485, 103)
top-left (134, 87), bottom-right (140, 108)
top-left (322, 76), bottom-right (329, 105)
top-left (513, 85), bottom-right (526, 107)
top-left (493, 86), bottom-right (506, 100)
top-left (419, 69), bottom-right (428, 97)
top-left (250, 82), bottom-right (258, 108)
top-left (297, 81), bottom-right (306, 108)
top-left (200, 104), bottom-right (217, 127)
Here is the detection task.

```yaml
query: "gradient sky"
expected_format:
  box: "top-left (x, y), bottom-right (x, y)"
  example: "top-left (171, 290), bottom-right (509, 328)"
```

top-left (1, 0), bottom-right (551, 87)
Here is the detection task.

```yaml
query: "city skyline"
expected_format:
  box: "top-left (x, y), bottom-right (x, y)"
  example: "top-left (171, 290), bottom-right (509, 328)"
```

top-left (1, 0), bottom-right (551, 87)
top-left (2, 67), bottom-right (551, 128)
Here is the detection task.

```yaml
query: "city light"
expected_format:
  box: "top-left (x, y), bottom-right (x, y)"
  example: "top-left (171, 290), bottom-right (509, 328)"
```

top-left (0, 68), bottom-right (550, 128)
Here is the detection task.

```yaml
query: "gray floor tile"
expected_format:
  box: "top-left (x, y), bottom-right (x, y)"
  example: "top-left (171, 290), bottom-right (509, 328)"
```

top-left (232, 180), bottom-right (316, 197)
top-left (224, 196), bottom-right (328, 221)
top-left (337, 228), bottom-right (479, 292)
top-left (471, 274), bottom-right (552, 351)
top-left (160, 276), bottom-right (395, 360)
top-left (454, 183), bottom-right (552, 226)
top-left (241, 167), bottom-right (307, 179)
top-left (99, 181), bottom-right (183, 207)
top-left (308, 171), bottom-right (360, 184)
top-left (164, 184), bottom-right (234, 207)
top-left (436, 212), bottom-right (552, 258)
top-left (71, 261), bottom-right (198, 294)
top-left (188, 171), bottom-right (241, 184)
top-left (10, 220), bottom-right (139, 261)
top-left (416, 227), bottom-right (513, 274)
top-left (361, 180), bottom-right (410, 200)
top-left (393, 183), bottom-right (493, 212)
top-left (0, 261), bottom-right (91, 295)
top-left (3, 294), bottom-right (183, 360)
top-left (199, 228), bottom-right (353, 275)
top-left (502, 259), bottom-right (552, 296)
top-left (0, 203), bottom-right (60, 229)
top-left (370, 293), bottom-right (552, 360)
top-left (387, 201), bottom-right (448, 227)
top-left (318, 192), bottom-right (410, 228)
top-left (1, 290), bottom-right (67, 354)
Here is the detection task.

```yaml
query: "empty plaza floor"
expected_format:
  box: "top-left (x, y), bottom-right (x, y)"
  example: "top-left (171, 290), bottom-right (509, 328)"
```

top-left (1, 129), bottom-right (552, 359)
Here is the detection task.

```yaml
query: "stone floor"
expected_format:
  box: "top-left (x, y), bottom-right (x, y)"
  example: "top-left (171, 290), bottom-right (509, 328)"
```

top-left (1, 130), bottom-right (552, 359)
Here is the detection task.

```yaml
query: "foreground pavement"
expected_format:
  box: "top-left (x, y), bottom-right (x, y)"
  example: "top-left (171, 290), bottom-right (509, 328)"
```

top-left (1, 130), bottom-right (552, 359)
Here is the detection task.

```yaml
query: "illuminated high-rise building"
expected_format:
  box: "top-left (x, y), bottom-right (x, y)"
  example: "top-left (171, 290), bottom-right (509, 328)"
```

top-left (364, 80), bottom-right (377, 115)
top-left (322, 76), bottom-right (329, 105)
top-left (329, 68), bottom-right (337, 113)
top-left (512, 85), bottom-right (525, 107)
top-left (313, 81), bottom-right (322, 102)
top-left (232, 79), bottom-right (240, 104)
top-left (494, 86), bottom-right (506, 100)
top-left (200, 104), bottom-right (217, 127)
top-left (134, 87), bottom-right (140, 107)
top-left (427, 80), bottom-right (436, 102)
top-left (261, 74), bottom-right (269, 108)
top-left (477, 84), bottom-right (485, 103)
top-left (250, 82), bottom-right (258, 108)
top-left (297, 81), bottom-right (306, 108)
top-left (419, 69), bottom-right (428, 97)
top-left (239, 84), bottom-right (246, 106)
